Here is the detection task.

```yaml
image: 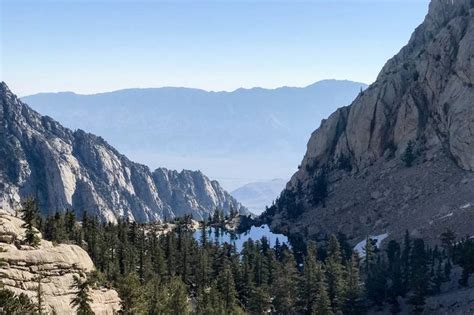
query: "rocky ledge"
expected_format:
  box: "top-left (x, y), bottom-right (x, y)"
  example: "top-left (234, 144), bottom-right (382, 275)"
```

top-left (0, 209), bottom-right (121, 314)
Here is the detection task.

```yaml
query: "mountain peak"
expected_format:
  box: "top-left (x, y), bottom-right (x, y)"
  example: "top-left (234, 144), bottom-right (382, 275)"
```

top-left (0, 82), bottom-right (14, 102)
top-left (427, 0), bottom-right (471, 23)
top-left (0, 81), bottom-right (8, 91)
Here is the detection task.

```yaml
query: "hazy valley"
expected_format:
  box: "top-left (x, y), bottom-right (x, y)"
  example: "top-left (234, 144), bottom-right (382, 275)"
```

top-left (22, 80), bottom-right (366, 190)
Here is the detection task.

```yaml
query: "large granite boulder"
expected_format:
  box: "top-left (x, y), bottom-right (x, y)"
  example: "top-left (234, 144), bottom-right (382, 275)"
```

top-left (0, 209), bottom-right (121, 314)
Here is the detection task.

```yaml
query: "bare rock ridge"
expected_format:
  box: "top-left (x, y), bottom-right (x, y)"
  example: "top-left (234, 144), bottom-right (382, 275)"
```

top-left (0, 82), bottom-right (248, 222)
top-left (265, 0), bottom-right (474, 244)
top-left (0, 209), bottom-right (121, 314)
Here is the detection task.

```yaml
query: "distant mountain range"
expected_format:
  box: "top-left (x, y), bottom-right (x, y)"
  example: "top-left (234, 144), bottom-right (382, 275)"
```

top-left (0, 83), bottom-right (248, 222)
top-left (22, 80), bottom-right (367, 189)
top-left (231, 179), bottom-right (287, 215)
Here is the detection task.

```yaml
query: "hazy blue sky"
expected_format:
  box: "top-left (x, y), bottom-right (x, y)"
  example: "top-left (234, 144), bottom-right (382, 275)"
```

top-left (1, 0), bottom-right (430, 96)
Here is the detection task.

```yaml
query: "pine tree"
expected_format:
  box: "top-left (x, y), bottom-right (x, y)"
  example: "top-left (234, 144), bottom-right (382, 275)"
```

top-left (212, 209), bottom-right (220, 224)
top-left (366, 256), bottom-right (387, 307)
top-left (165, 232), bottom-right (177, 278)
top-left (237, 261), bottom-right (255, 309)
top-left (248, 286), bottom-right (271, 314)
top-left (429, 259), bottom-right (444, 295)
top-left (300, 241), bottom-right (319, 313)
top-left (363, 236), bottom-right (376, 275)
top-left (21, 197), bottom-right (40, 247)
top-left (343, 253), bottom-right (364, 315)
top-left (440, 228), bottom-right (456, 259)
top-left (272, 249), bottom-right (299, 314)
top-left (137, 229), bottom-right (153, 283)
top-left (457, 239), bottom-right (474, 287)
top-left (409, 239), bottom-right (429, 314)
top-left (84, 215), bottom-right (101, 265)
top-left (65, 210), bottom-right (76, 239)
top-left (311, 170), bottom-right (328, 207)
top-left (200, 222), bottom-right (208, 247)
top-left (70, 275), bottom-right (93, 315)
top-left (364, 237), bottom-right (387, 306)
top-left (195, 284), bottom-right (225, 315)
top-left (0, 289), bottom-right (36, 314)
top-left (176, 227), bottom-right (192, 284)
top-left (196, 249), bottom-right (212, 290)
top-left (118, 273), bottom-right (146, 314)
top-left (314, 264), bottom-right (333, 315)
top-left (150, 227), bottom-right (166, 281)
top-left (164, 277), bottom-right (190, 315)
top-left (386, 240), bottom-right (403, 297)
top-left (262, 248), bottom-right (277, 287)
top-left (325, 234), bottom-right (346, 313)
top-left (51, 211), bottom-right (67, 243)
top-left (147, 278), bottom-right (166, 315)
top-left (401, 140), bottom-right (416, 167)
top-left (216, 260), bottom-right (238, 313)
top-left (383, 239), bottom-right (403, 313)
top-left (401, 231), bottom-right (411, 295)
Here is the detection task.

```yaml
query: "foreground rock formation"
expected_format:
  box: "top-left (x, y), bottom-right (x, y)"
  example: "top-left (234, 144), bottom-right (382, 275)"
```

top-left (0, 209), bottom-right (120, 314)
top-left (264, 0), bottom-right (474, 245)
top-left (0, 82), bottom-right (248, 222)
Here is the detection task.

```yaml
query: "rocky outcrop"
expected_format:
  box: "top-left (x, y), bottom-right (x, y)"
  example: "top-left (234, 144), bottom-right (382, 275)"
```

top-left (265, 0), bottom-right (474, 244)
top-left (0, 83), bottom-right (248, 222)
top-left (368, 287), bottom-right (474, 315)
top-left (0, 209), bottom-right (121, 314)
top-left (423, 287), bottom-right (474, 315)
top-left (368, 266), bottom-right (474, 314)
top-left (299, 0), bottom-right (473, 173)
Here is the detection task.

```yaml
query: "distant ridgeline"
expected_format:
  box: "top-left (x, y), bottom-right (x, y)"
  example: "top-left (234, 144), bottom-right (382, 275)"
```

top-left (22, 80), bottom-right (367, 187)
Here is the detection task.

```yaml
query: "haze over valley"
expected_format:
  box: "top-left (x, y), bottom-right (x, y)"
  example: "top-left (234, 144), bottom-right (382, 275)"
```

top-left (22, 80), bottom-right (366, 192)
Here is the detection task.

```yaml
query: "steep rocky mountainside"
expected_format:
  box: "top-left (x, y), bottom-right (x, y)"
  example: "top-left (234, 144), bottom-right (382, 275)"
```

top-left (264, 0), bottom-right (474, 245)
top-left (0, 209), bottom-right (121, 314)
top-left (0, 83), bottom-right (248, 222)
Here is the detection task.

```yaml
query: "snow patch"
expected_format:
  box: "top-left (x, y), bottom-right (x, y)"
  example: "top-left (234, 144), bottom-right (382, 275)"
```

top-left (460, 203), bottom-right (471, 209)
top-left (439, 212), bottom-right (454, 220)
top-left (354, 233), bottom-right (389, 256)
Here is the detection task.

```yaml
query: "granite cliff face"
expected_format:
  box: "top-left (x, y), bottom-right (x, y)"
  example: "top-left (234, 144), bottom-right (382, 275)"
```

top-left (0, 209), bottom-right (121, 314)
top-left (0, 83), bottom-right (248, 222)
top-left (265, 0), bottom-right (474, 244)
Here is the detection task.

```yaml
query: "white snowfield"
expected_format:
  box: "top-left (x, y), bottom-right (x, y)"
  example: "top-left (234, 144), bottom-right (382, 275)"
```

top-left (354, 233), bottom-right (389, 256)
top-left (460, 203), bottom-right (471, 209)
